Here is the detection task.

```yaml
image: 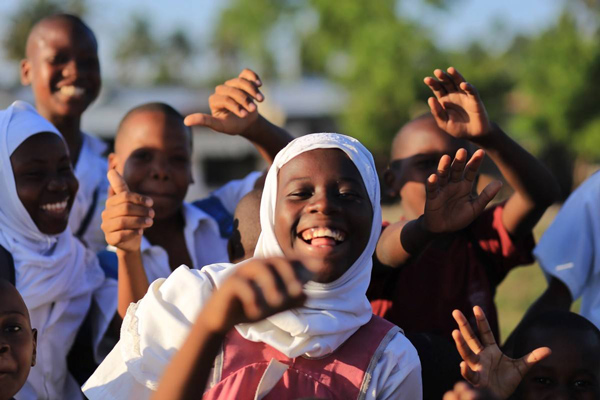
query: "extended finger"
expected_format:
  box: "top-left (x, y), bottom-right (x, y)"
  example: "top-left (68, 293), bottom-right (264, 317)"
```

top-left (434, 68), bottom-right (459, 93)
top-left (216, 84), bottom-right (257, 112)
top-left (107, 169), bottom-right (129, 195)
top-left (238, 68), bottom-right (262, 87)
top-left (460, 361), bottom-right (480, 386)
top-left (452, 309), bottom-right (484, 353)
top-left (449, 148), bottom-right (468, 182)
top-left (209, 93), bottom-right (248, 118)
top-left (518, 346), bottom-right (552, 376)
top-left (224, 77), bottom-right (264, 102)
top-left (436, 154), bottom-right (452, 187)
top-left (452, 329), bottom-right (480, 367)
top-left (473, 306), bottom-right (496, 347)
top-left (447, 67), bottom-right (466, 86)
top-left (424, 76), bottom-right (447, 100)
top-left (269, 258), bottom-right (304, 298)
top-left (471, 181), bottom-right (502, 216)
top-left (428, 97), bottom-right (449, 123)
top-left (463, 149), bottom-right (485, 183)
top-left (184, 113), bottom-right (224, 131)
top-left (426, 173), bottom-right (439, 200)
top-left (230, 276), bottom-right (265, 321)
top-left (459, 82), bottom-right (482, 104)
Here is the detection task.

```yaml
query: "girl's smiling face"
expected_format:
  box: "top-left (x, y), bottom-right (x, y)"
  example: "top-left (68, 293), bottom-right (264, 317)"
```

top-left (274, 149), bottom-right (373, 283)
top-left (11, 132), bottom-right (78, 234)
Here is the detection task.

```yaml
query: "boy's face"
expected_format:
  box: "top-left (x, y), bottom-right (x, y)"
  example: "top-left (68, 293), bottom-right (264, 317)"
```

top-left (384, 117), bottom-right (464, 219)
top-left (110, 111), bottom-right (193, 221)
top-left (0, 281), bottom-right (37, 400)
top-left (516, 329), bottom-right (600, 400)
top-left (11, 133), bottom-right (79, 235)
top-left (21, 19), bottom-right (100, 121)
top-left (274, 149), bottom-right (373, 283)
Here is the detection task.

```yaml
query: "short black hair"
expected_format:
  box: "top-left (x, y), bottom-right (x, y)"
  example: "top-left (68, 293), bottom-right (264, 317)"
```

top-left (27, 14), bottom-right (97, 57)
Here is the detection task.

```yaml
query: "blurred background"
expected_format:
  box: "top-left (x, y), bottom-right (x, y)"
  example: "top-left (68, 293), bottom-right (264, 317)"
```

top-left (1, 0), bottom-right (599, 340)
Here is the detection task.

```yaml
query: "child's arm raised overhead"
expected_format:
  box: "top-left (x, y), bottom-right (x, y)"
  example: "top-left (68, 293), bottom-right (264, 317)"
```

top-left (424, 67), bottom-right (560, 238)
top-left (184, 69), bottom-right (293, 164)
top-left (451, 306), bottom-right (551, 400)
top-left (101, 169), bottom-right (154, 318)
top-left (152, 258), bottom-right (309, 400)
top-left (376, 148), bottom-right (503, 267)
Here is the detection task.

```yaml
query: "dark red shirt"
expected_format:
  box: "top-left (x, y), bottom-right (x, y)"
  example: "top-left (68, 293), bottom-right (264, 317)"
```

top-left (368, 202), bottom-right (535, 342)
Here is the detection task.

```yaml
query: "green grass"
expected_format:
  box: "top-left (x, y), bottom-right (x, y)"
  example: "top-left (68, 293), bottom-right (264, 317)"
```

top-left (381, 204), bottom-right (569, 344)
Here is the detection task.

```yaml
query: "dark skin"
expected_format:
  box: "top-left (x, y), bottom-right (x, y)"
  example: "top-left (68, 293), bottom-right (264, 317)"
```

top-left (11, 132), bottom-right (78, 235)
top-left (378, 67), bottom-right (559, 268)
top-left (20, 16), bottom-right (101, 166)
top-left (0, 280), bottom-right (37, 400)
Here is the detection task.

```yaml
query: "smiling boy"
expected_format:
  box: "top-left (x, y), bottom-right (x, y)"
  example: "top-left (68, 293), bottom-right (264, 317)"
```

top-left (20, 14), bottom-right (107, 251)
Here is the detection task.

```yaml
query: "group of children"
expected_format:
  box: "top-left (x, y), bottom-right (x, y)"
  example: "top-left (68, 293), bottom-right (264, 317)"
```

top-left (1, 12), bottom-right (599, 400)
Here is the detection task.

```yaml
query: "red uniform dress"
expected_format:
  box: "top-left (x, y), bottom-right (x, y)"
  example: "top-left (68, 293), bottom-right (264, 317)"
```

top-left (368, 202), bottom-right (535, 342)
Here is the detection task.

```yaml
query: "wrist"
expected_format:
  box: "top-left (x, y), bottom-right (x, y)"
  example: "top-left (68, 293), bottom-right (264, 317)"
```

top-left (239, 114), bottom-right (265, 141)
top-left (469, 122), bottom-right (505, 149)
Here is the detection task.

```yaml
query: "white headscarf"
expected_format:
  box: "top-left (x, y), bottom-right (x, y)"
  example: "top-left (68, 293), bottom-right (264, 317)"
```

top-left (234, 132), bottom-right (382, 357)
top-left (0, 100), bottom-right (104, 310)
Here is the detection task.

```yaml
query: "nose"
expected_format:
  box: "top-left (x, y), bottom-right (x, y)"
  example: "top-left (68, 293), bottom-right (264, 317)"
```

top-left (150, 159), bottom-right (170, 181)
top-left (307, 190), bottom-right (340, 215)
top-left (62, 59), bottom-right (77, 79)
top-left (47, 174), bottom-right (69, 191)
top-left (0, 340), bottom-right (9, 354)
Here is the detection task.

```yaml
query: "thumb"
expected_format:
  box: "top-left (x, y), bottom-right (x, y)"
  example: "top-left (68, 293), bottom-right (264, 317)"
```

top-left (519, 346), bottom-right (552, 374)
top-left (471, 180), bottom-right (502, 216)
top-left (107, 169), bottom-right (129, 195)
top-left (184, 113), bottom-right (223, 130)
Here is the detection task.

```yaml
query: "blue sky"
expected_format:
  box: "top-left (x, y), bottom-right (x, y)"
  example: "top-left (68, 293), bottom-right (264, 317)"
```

top-left (0, 0), bottom-right (566, 85)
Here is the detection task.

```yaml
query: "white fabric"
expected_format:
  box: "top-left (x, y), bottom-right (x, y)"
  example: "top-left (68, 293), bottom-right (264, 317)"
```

top-left (535, 171), bottom-right (600, 329)
top-left (70, 133), bottom-right (109, 253)
top-left (83, 133), bottom-right (421, 399)
top-left (0, 101), bottom-right (106, 400)
top-left (211, 170), bottom-right (262, 215)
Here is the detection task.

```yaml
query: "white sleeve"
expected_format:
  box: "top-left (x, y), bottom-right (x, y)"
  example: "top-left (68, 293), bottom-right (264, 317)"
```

top-left (367, 332), bottom-right (422, 400)
top-left (534, 172), bottom-right (600, 300)
top-left (210, 171), bottom-right (262, 215)
top-left (83, 265), bottom-right (228, 399)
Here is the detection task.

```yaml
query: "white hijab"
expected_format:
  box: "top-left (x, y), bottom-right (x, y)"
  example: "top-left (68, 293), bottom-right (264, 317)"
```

top-left (0, 100), bottom-right (104, 310)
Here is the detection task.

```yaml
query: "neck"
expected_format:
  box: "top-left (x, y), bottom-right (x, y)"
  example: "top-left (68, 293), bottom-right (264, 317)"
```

top-left (144, 208), bottom-right (186, 244)
top-left (40, 111), bottom-right (84, 166)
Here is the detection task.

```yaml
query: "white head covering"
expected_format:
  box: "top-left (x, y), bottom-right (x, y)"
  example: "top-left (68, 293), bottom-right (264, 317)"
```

top-left (234, 132), bottom-right (382, 357)
top-left (0, 100), bottom-right (104, 309)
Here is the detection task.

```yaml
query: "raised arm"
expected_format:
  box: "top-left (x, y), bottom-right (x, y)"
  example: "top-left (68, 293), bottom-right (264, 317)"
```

top-left (184, 69), bottom-right (293, 164)
top-left (376, 148), bottom-right (502, 267)
top-left (152, 258), bottom-right (309, 400)
top-left (101, 169), bottom-right (153, 318)
top-left (424, 67), bottom-right (560, 238)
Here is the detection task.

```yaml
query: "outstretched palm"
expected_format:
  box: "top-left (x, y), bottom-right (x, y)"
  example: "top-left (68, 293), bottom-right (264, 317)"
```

top-left (424, 67), bottom-right (492, 140)
top-left (423, 148), bottom-right (502, 234)
top-left (452, 306), bottom-right (552, 399)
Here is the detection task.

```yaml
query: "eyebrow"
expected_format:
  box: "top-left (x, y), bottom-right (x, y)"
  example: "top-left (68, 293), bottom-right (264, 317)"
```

top-left (285, 176), bottom-right (363, 185)
top-left (0, 311), bottom-right (26, 317)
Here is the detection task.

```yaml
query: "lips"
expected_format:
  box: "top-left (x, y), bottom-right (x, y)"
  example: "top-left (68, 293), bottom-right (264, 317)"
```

top-left (299, 226), bottom-right (347, 247)
top-left (40, 198), bottom-right (69, 215)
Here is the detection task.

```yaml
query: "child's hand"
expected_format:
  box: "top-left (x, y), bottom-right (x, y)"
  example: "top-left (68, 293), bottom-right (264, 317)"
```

top-left (423, 148), bottom-right (502, 233)
top-left (424, 67), bottom-right (492, 141)
top-left (184, 69), bottom-right (264, 136)
top-left (101, 169), bottom-right (154, 253)
top-left (199, 258), bottom-right (310, 334)
top-left (451, 306), bottom-right (552, 400)
top-left (443, 382), bottom-right (499, 400)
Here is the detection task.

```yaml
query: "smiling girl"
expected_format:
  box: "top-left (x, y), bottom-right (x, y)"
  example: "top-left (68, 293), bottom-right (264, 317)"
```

top-left (0, 101), bottom-right (110, 400)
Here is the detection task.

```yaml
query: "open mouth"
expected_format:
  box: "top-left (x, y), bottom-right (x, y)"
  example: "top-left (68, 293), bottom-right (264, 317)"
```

top-left (59, 85), bottom-right (85, 98)
top-left (299, 226), bottom-right (346, 247)
top-left (40, 198), bottom-right (69, 215)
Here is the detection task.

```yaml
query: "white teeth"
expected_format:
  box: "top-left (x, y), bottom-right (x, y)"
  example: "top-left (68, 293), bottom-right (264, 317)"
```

top-left (40, 200), bottom-right (68, 213)
top-left (60, 85), bottom-right (84, 97)
top-left (301, 227), bottom-right (346, 242)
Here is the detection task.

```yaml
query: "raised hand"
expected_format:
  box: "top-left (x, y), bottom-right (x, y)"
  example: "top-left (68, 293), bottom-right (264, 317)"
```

top-left (101, 169), bottom-right (154, 252)
top-left (443, 382), bottom-right (499, 400)
top-left (200, 258), bottom-right (311, 334)
top-left (424, 67), bottom-right (492, 140)
top-left (423, 148), bottom-right (502, 233)
top-left (184, 69), bottom-right (264, 136)
top-left (452, 306), bottom-right (552, 400)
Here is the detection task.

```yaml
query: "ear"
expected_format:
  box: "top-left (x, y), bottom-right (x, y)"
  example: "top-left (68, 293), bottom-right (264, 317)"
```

top-left (108, 152), bottom-right (118, 170)
top-left (31, 328), bottom-right (37, 367)
top-left (20, 59), bottom-right (32, 86)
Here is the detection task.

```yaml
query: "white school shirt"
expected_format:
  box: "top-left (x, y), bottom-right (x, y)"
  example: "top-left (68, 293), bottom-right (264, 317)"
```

top-left (83, 266), bottom-right (422, 400)
top-left (139, 171), bottom-right (261, 283)
top-left (534, 171), bottom-right (600, 328)
top-left (70, 133), bottom-right (109, 253)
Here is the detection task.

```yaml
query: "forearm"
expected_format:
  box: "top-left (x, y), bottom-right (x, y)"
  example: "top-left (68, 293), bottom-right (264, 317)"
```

top-left (152, 312), bottom-right (226, 400)
top-left (117, 249), bottom-right (150, 318)
top-left (474, 124), bottom-right (559, 235)
top-left (376, 216), bottom-right (440, 268)
top-left (242, 115), bottom-right (293, 164)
